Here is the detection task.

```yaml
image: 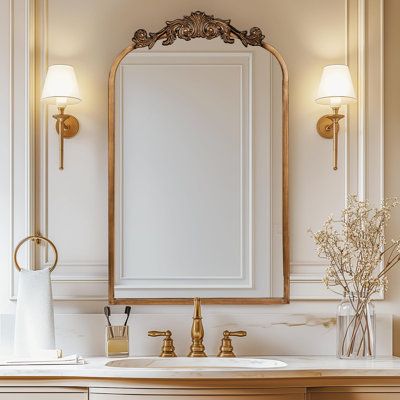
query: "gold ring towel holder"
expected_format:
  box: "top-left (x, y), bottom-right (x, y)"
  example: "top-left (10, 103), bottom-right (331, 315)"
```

top-left (13, 235), bottom-right (58, 273)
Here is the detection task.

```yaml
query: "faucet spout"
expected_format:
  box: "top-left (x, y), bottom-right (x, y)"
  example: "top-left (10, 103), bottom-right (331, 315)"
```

top-left (193, 297), bottom-right (202, 318)
top-left (187, 297), bottom-right (207, 357)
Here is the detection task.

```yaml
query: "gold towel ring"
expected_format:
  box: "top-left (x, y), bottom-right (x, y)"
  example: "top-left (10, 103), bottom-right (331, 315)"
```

top-left (13, 235), bottom-right (58, 273)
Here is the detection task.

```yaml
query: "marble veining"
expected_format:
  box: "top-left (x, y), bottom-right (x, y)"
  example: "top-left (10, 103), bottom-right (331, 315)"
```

top-left (270, 315), bottom-right (336, 328)
top-left (0, 313), bottom-right (393, 357)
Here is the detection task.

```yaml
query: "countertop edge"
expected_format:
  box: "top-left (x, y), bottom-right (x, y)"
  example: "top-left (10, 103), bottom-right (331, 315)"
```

top-left (1, 356), bottom-right (400, 380)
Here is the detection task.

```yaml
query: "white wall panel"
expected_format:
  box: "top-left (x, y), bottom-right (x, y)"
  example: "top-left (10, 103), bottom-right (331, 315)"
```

top-left (0, 0), bottom-right (384, 312)
top-left (33, 0), bottom-right (383, 301)
top-left (7, 0), bottom-right (36, 300)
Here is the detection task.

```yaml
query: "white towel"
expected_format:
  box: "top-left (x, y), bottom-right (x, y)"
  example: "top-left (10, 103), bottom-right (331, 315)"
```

top-left (14, 267), bottom-right (56, 357)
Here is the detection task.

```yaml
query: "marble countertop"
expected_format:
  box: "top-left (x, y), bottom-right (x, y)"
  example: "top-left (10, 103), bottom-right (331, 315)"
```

top-left (1, 356), bottom-right (400, 380)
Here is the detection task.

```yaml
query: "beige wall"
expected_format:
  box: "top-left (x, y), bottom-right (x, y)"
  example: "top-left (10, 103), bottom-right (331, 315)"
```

top-left (1, 0), bottom-right (400, 352)
top-left (38, 0), bottom-right (348, 306)
top-left (384, 0), bottom-right (400, 354)
top-left (0, 0), bottom-right (11, 314)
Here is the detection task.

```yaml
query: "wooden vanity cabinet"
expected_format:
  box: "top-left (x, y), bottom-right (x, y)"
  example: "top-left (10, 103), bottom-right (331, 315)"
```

top-left (307, 387), bottom-right (400, 399)
top-left (0, 387), bottom-right (87, 400)
top-left (90, 387), bottom-right (306, 400)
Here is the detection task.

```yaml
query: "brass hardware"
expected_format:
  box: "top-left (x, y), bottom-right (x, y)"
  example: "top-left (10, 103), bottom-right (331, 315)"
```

top-left (41, 65), bottom-right (81, 171)
top-left (13, 235), bottom-right (58, 273)
top-left (217, 330), bottom-right (247, 357)
top-left (106, 325), bottom-right (129, 357)
top-left (108, 12), bottom-right (290, 305)
top-left (188, 297), bottom-right (207, 357)
top-left (316, 106), bottom-right (344, 171)
top-left (148, 330), bottom-right (177, 357)
top-left (53, 106), bottom-right (80, 170)
top-left (34, 231), bottom-right (42, 244)
top-left (315, 65), bottom-right (356, 172)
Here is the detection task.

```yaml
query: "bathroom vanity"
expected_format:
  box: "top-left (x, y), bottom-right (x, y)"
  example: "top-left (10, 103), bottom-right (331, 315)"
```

top-left (0, 6), bottom-right (393, 400)
top-left (1, 357), bottom-right (400, 399)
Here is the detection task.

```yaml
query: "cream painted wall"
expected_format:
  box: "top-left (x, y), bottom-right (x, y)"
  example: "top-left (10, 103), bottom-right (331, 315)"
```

top-left (384, 0), bottom-right (400, 354)
top-left (39, 0), bottom-right (347, 308)
top-left (0, 0), bottom-right (12, 313)
top-left (1, 0), bottom-right (399, 351)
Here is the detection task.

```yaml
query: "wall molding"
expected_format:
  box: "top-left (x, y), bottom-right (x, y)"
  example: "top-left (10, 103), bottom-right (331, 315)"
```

top-left (9, 0), bottom-right (36, 299)
top-left (34, 0), bottom-right (108, 300)
top-left (290, 0), bottom-right (385, 300)
top-left (115, 53), bottom-right (256, 293)
top-left (12, 0), bottom-right (384, 302)
top-left (7, 0), bottom-right (109, 301)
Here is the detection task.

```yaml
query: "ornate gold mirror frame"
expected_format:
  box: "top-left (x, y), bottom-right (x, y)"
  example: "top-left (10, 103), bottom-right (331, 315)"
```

top-left (108, 11), bottom-right (289, 305)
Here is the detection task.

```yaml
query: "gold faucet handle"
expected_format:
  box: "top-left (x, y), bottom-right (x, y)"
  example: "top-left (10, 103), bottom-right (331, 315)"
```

top-left (148, 330), bottom-right (171, 337)
top-left (225, 330), bottom-right (247, 338)
top-left (148, 330), bottom-right (177, 357)
top-left (217, 330), bottom-right (247, 358)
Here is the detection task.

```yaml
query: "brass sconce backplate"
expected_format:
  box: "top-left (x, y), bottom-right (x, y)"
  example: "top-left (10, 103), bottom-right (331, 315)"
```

top-left (316, 114), bottom-right (339, 139)
top-left (55, 115), bottom-right (80, 138)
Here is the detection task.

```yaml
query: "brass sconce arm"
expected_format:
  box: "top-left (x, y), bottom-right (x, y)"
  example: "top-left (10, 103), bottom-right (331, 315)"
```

top-left (316, 107), bottom-right (344, 170)
top-left (53, 107), bottom-right (80, 170)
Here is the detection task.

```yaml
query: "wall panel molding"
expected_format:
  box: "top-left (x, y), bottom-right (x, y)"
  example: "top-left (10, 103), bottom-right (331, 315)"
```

top-left (2, 0), bottom-right (109, 301)
top-left (14, 0), bottom-right (384, 302)
top-left (9, 0), bottom-right (36, 299)
top-left (114, 53), bottom-right (256, 295)
top-left (290, 0), bottom-right (385, 300)
top-left (35, 0), bottom-right (108, 300)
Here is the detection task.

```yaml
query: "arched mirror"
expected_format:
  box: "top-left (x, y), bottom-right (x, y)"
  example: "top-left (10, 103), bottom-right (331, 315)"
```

top-left (108, 12), bottom-right (289, 304)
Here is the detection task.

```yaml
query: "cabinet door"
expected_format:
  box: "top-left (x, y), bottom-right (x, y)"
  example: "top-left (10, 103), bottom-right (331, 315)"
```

top-left (308, 387), bottom-right (400, 399)
top-left (90, 387), bottom-right (305, 400)
top-left (0, 387), bottom-right (87, 400)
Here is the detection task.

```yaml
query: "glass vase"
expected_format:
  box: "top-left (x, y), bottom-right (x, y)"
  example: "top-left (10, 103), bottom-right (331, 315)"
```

top-left (336, 293), bottom-right (375, 359)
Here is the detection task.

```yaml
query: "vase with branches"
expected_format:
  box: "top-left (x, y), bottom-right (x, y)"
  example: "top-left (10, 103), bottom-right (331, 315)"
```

top-left (310, 195), bottom-right (400, 358)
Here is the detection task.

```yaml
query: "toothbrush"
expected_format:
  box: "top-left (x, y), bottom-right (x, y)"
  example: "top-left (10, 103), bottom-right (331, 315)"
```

top-left (123, 306), bottom-right (131, 335)
top-left (104, 306), bottom-right (114, 338)
top-left (123, 306), bottom-right (131, 327)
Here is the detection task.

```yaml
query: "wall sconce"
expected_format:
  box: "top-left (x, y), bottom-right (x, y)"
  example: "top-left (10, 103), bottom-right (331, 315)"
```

top-left (41, 65), bottom-right (81, 170)
top-left (315, 64), bottom-right (356, 170)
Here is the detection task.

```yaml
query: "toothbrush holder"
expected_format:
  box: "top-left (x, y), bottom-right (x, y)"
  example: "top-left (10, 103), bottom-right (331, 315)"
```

top-left (106, 325), bottom-right (129, 357)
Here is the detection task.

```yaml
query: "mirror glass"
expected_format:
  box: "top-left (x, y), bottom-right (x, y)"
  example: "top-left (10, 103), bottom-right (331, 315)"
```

top-left (110, 37), bottom-right (288, 304)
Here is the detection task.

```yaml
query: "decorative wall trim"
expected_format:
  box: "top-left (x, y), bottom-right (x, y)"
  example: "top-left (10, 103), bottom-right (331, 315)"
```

top-left (8, 0), bottom-right (14, 298)
top-left (35, 0), bottom-right (108, 300)
top-left (290, 0), bottom-right (385, 300)
top-left (16, 1), bottom-right (383, 301)
top-left (10, 0), bottom-right (36, 299)
top-left (7, 0), bottom-right (109, 301)
top-left (357, 0), bottom-right (366, 200)
top-left (114, 53), bottom-right (255, 291)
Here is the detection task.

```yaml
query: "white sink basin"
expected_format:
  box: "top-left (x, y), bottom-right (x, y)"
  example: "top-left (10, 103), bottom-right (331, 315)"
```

top-left (106, 357), bottom-right (287, 370)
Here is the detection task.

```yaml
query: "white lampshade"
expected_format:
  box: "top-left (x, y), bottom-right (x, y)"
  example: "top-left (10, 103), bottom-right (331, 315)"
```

top-left (315, 64), bottom-right (356, 107)
top-left (41, 65), bottom-right (81, 107)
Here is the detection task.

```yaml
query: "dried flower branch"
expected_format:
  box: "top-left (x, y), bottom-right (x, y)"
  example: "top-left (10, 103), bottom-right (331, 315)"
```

top-left (310, 195), bottom-right (400, 300)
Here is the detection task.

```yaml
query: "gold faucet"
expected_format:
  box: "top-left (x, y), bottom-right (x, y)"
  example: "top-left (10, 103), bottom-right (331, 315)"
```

top-left (217, 330), bottom-right (247, 357)
top-left (187, 297), bottom-right (207, 357)
top-left (148, 330), bottom-right (177, 357)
